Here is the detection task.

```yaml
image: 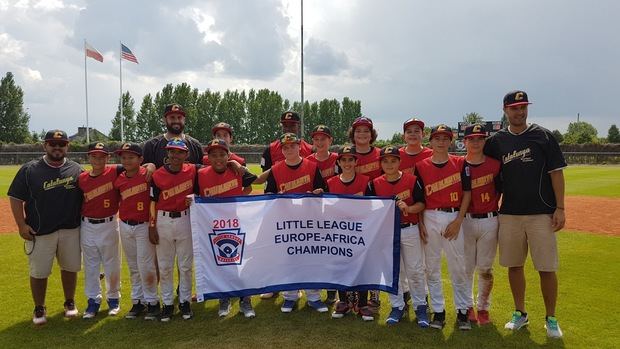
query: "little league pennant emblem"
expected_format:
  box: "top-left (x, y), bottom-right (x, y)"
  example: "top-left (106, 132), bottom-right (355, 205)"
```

top-left (209, 228), bottom-right (246, 266)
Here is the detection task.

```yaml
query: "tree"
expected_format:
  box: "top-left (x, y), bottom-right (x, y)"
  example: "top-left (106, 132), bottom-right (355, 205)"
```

top-left (135, 94), bottom-right (161, 141)
top-left (563, 121), bottom-right (598, 144)
top-left (551, 129), bottom-right (564, 144)
top-left (0, 72), bottom-right (30, 143)
top-left (390, 132), bottom-right (403, 145)
top-left (109, 92), bottom-right (137, 141)
top-left (462, 112), bottom-right (484, 124)
top-left (607, 124), bottom-right (620, 143)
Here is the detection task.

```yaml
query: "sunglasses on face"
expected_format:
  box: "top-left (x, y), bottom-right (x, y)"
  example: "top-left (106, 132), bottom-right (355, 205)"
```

top-left (47, 141), bottom-right (68, 147)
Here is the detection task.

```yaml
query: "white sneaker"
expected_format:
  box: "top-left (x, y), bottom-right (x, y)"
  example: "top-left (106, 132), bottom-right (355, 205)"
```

top-left (545, 316), bottom-right (563, 338)
top-left (63, 300), bottom-right (79, 318)
top-left (33, 306), bottom-right (47, 325)
top-left (218, 299), bottom-right (231, 317)
top-left (505, 311), bottom-right (529, 330)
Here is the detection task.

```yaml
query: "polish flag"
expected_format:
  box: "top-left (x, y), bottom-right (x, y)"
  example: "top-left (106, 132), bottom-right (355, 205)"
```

top-left (85, 41), bottom-right (103, 62)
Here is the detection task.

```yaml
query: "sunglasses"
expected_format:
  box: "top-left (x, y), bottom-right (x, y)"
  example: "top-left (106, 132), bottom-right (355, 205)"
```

top-left (47, 141), bottom-right (68, 147)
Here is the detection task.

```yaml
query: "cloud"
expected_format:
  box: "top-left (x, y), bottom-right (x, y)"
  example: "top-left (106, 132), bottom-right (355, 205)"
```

top-left (304, 38), bottom-right (349, 76)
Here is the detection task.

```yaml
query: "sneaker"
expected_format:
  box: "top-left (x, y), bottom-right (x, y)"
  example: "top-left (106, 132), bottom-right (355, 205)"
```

top-left (160, 304), bottom-right (174, 322)
top-left (415, 304), bottom-right (430, 328)
top-left (545, 316), bottom-right (563, 338)
top-left (307, 300), bottom-right (329, 313)
top-left (386, 307), bottom-right (405, 325)
top-left (107, 298), bottom-right (120, 316)
top-left (430, 311), bottom-right (446, 329)
top-left (358, 306), bottom-right (375, 322)
top-left (477, 309), bottom-right (490, 325)
top-left (82, 298), bottom-right (100, 319)
top-left (179, 301), bottom-right (193, 320)
top-left (457, 309), bottom-right (472, 330)
top-left (144, 302), bottom-right (160, 321)
top-left (218, 298), bottom-right (231, 317)
top-left (239, 298), bottom-right (256, 318)
top-left (64, 299), bottom-right (79, 318)
top-left (32, 305), bottom-right (47, 325)
top-left (331, 301), bottom-right (350, 319)
top-left (260, 291), bottom-right (279, 299)
top-left (504, 311), bottom-right (529, 330)
top-left (467, 307), bottom-right (478, 323)
top-left (281, 299), bottom-right (297, 313)
top-left (125, 301), bottom-right (145, 319)
top-left (325, 290), bottom-right (337, 305)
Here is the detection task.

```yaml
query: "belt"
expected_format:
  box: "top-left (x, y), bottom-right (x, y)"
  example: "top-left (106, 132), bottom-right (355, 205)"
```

top-left (161, 210), bottom-right (188, 218)
top-left (122, 220), bottom-right (146, 226)
top-left (400, 223), bottom-right (418, 229)
top-left (82, 216), bottom-right (115, 224)
top-left (434, 207), bottom-right (459, 213)
top-left (466, 211), bottom-right (498, 219)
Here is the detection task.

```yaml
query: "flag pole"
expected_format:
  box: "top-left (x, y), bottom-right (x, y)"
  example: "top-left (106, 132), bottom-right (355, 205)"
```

top-left (84, 39), bottom-right (90, 144)
top-left (119, 41), bottom-right (124, 142)
top-left (300, 0), bottom-right (304, 137)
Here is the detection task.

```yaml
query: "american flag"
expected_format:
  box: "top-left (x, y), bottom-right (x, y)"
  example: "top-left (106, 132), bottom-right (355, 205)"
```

top-left (121, 44), bottom-right (139, 64)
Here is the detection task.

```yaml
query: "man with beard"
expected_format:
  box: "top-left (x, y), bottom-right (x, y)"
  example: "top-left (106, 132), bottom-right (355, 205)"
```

top-left (8, 130), bottom-right (83, 325)
top-left (142, 104), bottom-right (204, 167)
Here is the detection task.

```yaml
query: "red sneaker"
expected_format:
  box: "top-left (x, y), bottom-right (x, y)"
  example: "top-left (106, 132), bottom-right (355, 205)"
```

top-left (477, 309), bottom-right (490, 325)
top-left (358, 306), bottom-right (375, 322)
top-left (331, 301), bottom-right (350, 319)
top-left (467, 307), bottom-right (478, 323)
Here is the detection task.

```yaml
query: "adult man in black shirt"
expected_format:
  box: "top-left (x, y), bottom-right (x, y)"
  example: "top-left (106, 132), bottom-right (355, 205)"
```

top-left (8, 130), bottom-right (83, 325)
top-left (484, 90), bottom-right (566, 338)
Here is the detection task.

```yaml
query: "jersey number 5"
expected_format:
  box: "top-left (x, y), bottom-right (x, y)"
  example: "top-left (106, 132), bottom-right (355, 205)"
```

top-left (103, 199), bottom-right (110, 208)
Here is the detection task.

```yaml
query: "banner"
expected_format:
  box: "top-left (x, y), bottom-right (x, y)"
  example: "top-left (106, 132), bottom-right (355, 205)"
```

top-left (191, 194), bottom-right (400, 301)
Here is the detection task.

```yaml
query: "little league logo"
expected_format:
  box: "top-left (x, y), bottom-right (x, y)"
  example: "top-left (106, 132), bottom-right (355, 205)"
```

top-left (209, 229), bottom-right (246, 266)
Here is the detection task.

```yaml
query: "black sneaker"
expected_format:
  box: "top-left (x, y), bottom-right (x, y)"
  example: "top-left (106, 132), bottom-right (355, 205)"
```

top-left (33, 305), bottom-right (47, 325)
top-left (457, 309), bottom-right (472, 330)
top-left (430, 311), bottom-right (446, 329)
top-left (144, 302), bottom-right (160, 321)
top-left (325, 290), bottom-right (337, 305)
top-left (179, 301), bottom-right (193, 320)
top-left (160, 304), bottom-right (174, 322)
top-left (125, 301), bottom-right (146, 319)
top-left (64, 299), bottom-right (78, 318)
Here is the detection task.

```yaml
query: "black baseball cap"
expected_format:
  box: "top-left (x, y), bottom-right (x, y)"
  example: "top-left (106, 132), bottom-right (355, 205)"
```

top-left (311, 125), bottom-right (332, 138)
top-left (206, 138), bottom-right (229, 153)
top-left (212, 122), bottom-right (232, 136)
top-left (464, 124), bottom-right (487, 139)
top-left (280, 111), bottom-right (300, 123)
top-left (44, 129), bottom-right (69, 143)
top-left (380, 145), bottom-right (400, 158)
top-left (87, 142), bottom-right (110, 155)
top-left (403, 118), bottom-right (425, 131)
top-left (163, 103), bottom-right (186, 118)
top-left (337, 145), bottom-right (357, 159)
top-left (115, 142), bottom-right (143, 156)
top-left (503, 90), bottom-right (532, 107)
top-left (280, 132), bottom-right (301, 144)
top-left (430, 124), bottom-right (454, 140)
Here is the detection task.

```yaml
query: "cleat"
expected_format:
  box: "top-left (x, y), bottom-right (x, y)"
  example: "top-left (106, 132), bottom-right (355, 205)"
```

top-left (125, 301), bottom-right (145, 319)
top-left (144, 302), bottom-right (160, 321)
top-left (457, 309), bottom-right (472, 330)
top-left (179, 301), bottom-right (193, 320)
top-left (160, 304), bottom-right (174, 322)
top-left (358, 306), bottom-right (375, 322)
top-left (430, 311), bottom-right (446, 329)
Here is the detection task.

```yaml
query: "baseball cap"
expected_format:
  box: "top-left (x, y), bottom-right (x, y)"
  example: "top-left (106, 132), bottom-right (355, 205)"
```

top-left (380, 145), bottom-right (400, 158)
top-left (464, 124), bottom-right (487, 139)
top-left (115, 142), bottom-right (143, 156)
top-left (206, 138), bottom-right (229, 153)
top-left (430, 124), bottom-right (454, 140)
top-left (165, 138), bottom-right (189, 152)
top-left (503, 90), bottom-right (532, 107)
top-left (403, 117), bottom-right (425, 131)
top-left (311, 125), bottom-right (332, 138)
top-left (87, 142), bottom-right (110, 155)
top-left (212, 122), bottom-right (232, 136)
top-left (44, 129), bottom-right (69, 143)
top-left (279, 133), bottom-right (301, 145)
top-left (352, 116), bottom-right (373, 130)
top-left (163, 103), bottom-right (186, 118)
top-left (280, 111), bottom-right (300, 124)
top-left (337, 145), bottom-right (357, 159)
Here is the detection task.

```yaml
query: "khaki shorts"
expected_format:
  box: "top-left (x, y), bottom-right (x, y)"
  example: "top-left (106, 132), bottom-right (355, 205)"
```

top-left (28, 227), bottom-right (82, 278)
top-left (498, 214), bottom-right (558, 272)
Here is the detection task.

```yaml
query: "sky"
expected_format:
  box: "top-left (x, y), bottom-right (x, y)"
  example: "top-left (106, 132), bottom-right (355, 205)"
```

top-left (1, 0), bottom-right (619, 140)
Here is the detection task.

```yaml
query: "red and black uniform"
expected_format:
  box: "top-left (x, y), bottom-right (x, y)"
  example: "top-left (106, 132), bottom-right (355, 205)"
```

top-left (197, 166), bottom-right (257, 197)
top-left (202, 152), bottom-right (246, 167)
top-left (306, 152), bottom-right (338, 180)
top-left (114, 166), bottom-right (150, 223)
top-left (414, 155), bottom-right (471, 209)
top-left (466, 157), bottom-right (501, 215)
top-left (399, 147), bottom-right (432, 174)
top-left (151, 163), bottom-right (200, 212)
top-left (326, 174), bottom-right (370, 196)
top-left (354, 147), bottom-right (381, 179)
top-left (78, 165), bottom-right (123, 219)
top-left (367, 173), bottom-right (425, 225)
top-left (265, 158), bottom-right (326, 194)
top-left (261, 139), bottom-right (313, 171)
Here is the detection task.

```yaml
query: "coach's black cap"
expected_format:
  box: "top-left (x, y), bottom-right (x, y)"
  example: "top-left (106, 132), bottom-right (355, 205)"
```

top-left (44, 129), bottom-right (69, 143)
top-left (380, 145), bottom-right (400, 158)
top-left (464, 124), bottom-right (487, 139)
top-left (338, 145), bottom-right (357, 159)
top-left (280, 132), bottom-right (301, 144)
top-left (280, 111), bottom-right (300, 123)
top-left (430, 124), bottom-right (454, 140)
top-left (87, 142), bottom-right (110, 155)
top-left (163, 103), bottom-right (186, 118)
top-left (503, 90), bottom-right (532, 107)
top-left (311, 125), bottom-right (332, 138)
top-left (115, 142), bottom-right (142, 156)
top-left (206, 138), bottom-right (230, 153)
top-left (403, 117), bottom-right (425, 132)
top-left (212, 122), bottom-right (233, 136)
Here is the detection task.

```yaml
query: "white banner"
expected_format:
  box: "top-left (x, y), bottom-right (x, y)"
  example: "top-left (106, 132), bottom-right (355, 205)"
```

top-left (191, 193), bottom-right (400, 301)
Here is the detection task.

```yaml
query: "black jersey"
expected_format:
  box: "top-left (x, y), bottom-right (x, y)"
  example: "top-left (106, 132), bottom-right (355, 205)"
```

top-left (142, 134), bottom-right (204, 168)
top-left (484, 124), bottom-right (567, 215)
top-left (7, 158), bottom-right (83, 236)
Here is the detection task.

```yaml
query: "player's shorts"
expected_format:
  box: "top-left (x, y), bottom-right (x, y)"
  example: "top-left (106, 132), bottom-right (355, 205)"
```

top-left (28, 227), bottom-right (82, 278)
top-left (498, 214), bottom-right (558, 272)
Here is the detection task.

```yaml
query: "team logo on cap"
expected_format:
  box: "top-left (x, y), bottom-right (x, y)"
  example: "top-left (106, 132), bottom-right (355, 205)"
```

top-left (209, 228), bottom-right (246, 266)
top-left (53, 131), bottom-right (64, 139)
top-left (284, 112), bottom-right (293, 120)
top-left (515, 92), bottom-right (524, 101)
top-left (211, 139), bottom-right (220, 146)
top-left (170, 104), bottom-right (181, 111)
top-left (472, 124), bottom-right (483, 133)
top-left (437, 125), bottom-right (446, 131)
top-left (385, 146), bottom-right (395, 153)
top-left (316, 125), bottom-right (325, 131)
top-left (122, 143), bottom-right (131, 150)
top-left (95, 143), bottom-right (105, 149)
top-left (343, 146), bottom-right (352, 152)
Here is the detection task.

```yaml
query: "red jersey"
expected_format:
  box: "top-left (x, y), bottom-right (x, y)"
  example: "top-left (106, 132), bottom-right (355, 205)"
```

top-left (197, 167), bottom-right (244, 197)
top-left (269, 139), bottom-right (313, 166)
top-left (202, 152), bottom-right (246, 167)
top-left (151, 163), bottom-right (197, 212)
top-left (79, 166), bottom-right (120, 218)
top-left (271, 158), bottom-right (317, 194)
top-left (114, 166), bottom-right (150, 222)
top-left (327, 174), bottom-right (370, 196)
top-left (468, 157), bottom-right (501, 214)
top-left (306, 152), bottom-right (338, 179)
top-left (415, 155), bottom-right (466, 209)
top-left (372, 173), bottom-right (420, 224)
top-left (355, 147), bottom-right (381, 179)
top-left (399, 147), bottom-right (432, 174)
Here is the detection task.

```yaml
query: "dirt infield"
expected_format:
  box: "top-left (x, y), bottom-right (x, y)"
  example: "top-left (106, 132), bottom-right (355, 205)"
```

top-left (0, 196), bottom-right (618, 236)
